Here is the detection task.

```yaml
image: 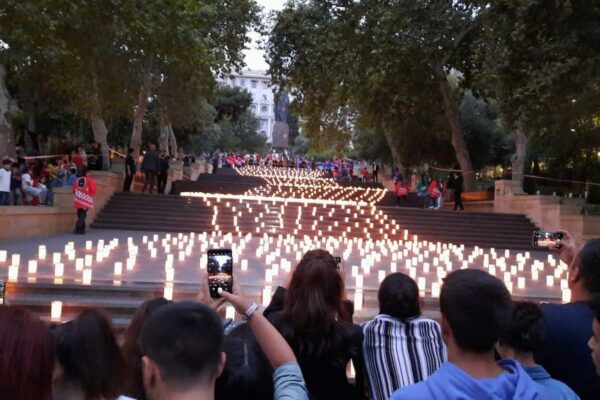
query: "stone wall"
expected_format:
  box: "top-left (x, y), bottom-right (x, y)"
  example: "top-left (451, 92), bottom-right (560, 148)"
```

top-left (494, 180), bottom-right (600, 243)
top-left (0, 171), bottom-right (123, 241)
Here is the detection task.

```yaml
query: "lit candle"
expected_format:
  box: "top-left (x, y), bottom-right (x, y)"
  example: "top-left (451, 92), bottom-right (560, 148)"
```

top-left (11, 253), bottom-right (20, 267)
top-left (84, 255), bottom-right (92, 267)
top-left (164, 283), bottom-right (174, 301)
top-left (28, 260), bottom-right (37, 274)
top-left (354, 290), bottom-right (363, 311)
top-left (85, 240), bottom-right (92, 250)
top-left (262, 286), bottom-right (272, 306)
top-left (561, 288), bottom-right (571, 303)
top-left (378, 270), bottom-right (386, 283)
top-left (431, 282), bottom-right (440, 298)
top-left (76, 258), bottom-right (84, 271)
top-left (38, 246), bottom-right (46, 260)
top-left (53, 252), bottom-right (61, 264)
top-left (82, 268), bottom-right (92, 285)
top-left (50, 301), bottom-right (63, 322)
top-left (226, 306), bottom-right (235, 320)
top-left (54, 263), bottom-right (64, 278)
top-left (114, 262), bottom-right (123, 276)
top-left (8, 265), bottom-right (18, 281)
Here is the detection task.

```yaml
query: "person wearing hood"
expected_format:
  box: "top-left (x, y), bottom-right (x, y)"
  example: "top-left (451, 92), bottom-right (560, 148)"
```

top-left (390, 269), bottom-right (550, 400)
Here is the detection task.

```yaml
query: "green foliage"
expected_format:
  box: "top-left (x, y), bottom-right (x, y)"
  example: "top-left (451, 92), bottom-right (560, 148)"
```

top-left (213, 86), bottom-right (253, 123)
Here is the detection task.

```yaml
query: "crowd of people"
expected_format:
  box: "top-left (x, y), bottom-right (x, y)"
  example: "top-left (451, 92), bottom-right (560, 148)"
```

top-left (0, 141), bottom-right (104, 207)
top-left (1, 232), bottom-right (599, 400)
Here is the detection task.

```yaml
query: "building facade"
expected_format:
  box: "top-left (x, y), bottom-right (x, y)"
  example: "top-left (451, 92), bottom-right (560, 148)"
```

top-left (216, 70), bottom-right (277, 143)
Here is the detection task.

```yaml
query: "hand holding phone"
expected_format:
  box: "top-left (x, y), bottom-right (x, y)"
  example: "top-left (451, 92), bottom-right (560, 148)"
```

top-left (207, 249), bottom-right (233, 299)
top-left (532, 231), bottom-right (564, 249)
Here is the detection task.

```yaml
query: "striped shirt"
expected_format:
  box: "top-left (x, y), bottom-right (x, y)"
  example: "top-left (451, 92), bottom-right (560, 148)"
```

top-left (362, 314), bottom-right (447, 400)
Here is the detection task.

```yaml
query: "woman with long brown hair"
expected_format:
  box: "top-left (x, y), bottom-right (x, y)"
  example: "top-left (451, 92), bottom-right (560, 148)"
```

top-left (268, 249), bottom-right (365, 400)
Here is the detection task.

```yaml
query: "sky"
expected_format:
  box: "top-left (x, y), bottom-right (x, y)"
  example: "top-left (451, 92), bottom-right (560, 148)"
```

top-left (243, 0), bottom-right (286, 71)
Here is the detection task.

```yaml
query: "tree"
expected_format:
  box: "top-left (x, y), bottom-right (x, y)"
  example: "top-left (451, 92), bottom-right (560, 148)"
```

top-left (467, 0), bottom-right (600, 190)
top-left (267, 0), bottom-right (481, 189)
top-left (123, 0), bottom-right (261, 157)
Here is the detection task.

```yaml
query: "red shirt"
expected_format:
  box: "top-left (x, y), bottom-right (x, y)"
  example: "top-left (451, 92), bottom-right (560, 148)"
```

top-left (72, 175), bottom-right (97, 209)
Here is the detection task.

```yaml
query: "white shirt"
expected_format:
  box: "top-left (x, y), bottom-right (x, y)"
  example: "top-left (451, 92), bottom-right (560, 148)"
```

top-left (0, 168), bottom-right (10, 192)
top-left (0, 168), bottom-right (12, 192)
top-left (21, 173), bottom-right (33, 189)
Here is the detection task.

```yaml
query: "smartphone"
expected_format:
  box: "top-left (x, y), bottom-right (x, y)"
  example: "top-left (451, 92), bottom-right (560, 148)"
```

top-left (532, 231), bottom-right (564, 249)
top-left (207, 249), bottom-right (233, 299)
top-left (334, 256), bottom-right (342, 270)
top-left (0, 280), bottom-right (5, 305)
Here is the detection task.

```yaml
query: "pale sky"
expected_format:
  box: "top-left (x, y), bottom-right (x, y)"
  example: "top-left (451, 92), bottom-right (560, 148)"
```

top-left (243, 0), bottom-right (286, 71)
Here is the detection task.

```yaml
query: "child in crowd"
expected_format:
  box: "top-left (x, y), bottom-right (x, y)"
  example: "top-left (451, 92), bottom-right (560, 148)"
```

top-left (0, 158), bottom-right (12, 205)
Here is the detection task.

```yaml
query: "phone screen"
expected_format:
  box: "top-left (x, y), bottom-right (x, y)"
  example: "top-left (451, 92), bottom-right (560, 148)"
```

top-left (207, 249), bottom-right (233, 299)
top-left (0, 280), bottom-right (5, 305)
top-left (532, 231), bottom-right (564, 249)
top-left (334, 256), bottom-right (342, 270)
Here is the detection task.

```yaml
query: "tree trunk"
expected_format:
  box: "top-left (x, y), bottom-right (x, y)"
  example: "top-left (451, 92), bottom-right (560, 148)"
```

top-left (130, 76), bottom-right (151, 158)
top-left (168, 122), bottom-right (177, 157)
top-left (157, 107), bottom-right (170, 153)
top-left (510, 119), bottom-right (527, 193)
top-left (434, 63), bottom-right (476, 191)
top-left (89, 85), bottom-right (110, 171)
top-left (27, 105), bottom-right (36, 133)
top-left (381, 126), bottom-right (405, 177)
top-left (0, 65), bottom-right (16, 157)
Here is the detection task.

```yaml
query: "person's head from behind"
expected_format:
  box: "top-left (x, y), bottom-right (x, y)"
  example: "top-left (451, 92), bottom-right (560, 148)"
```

top-left (496, 301), bottom-right (544, 361)
top-left (569, 239), bottom-right (600, 296)
top-left (440, 269), bottom-right (512, 354)
top-left (284, 249), bottom-right (346, 334)
top-left (2, 158), bottom-right (11, 170)
top-left (52, 309), bottom-right (125, 400)
top-left (139, 302), bottom-right (225, 400)
top-left (378, 272), bottom-right (421, 321)
top-left (215, 324), bottom-right (273, 400)
top-left (0, 306), bottom-right (54, 400)
top-left (149, 143), bottom-right (156, 151)
top-left (122, 298), bottom-right (171, 400)
top-left (589, 295), bottom-right (600, 375)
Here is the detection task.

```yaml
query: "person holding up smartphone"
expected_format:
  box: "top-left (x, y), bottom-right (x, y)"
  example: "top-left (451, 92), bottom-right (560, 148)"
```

top-left (218, 283), bottom-right (309, 400)
top-left (535, 230), bottom-right (600, 399)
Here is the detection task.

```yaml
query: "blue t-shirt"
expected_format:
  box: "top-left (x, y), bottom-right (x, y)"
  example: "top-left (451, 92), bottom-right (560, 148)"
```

top-left (523, 365), bottom-right (579, 400)
top-left (535, 302), bottom-right (600, 400)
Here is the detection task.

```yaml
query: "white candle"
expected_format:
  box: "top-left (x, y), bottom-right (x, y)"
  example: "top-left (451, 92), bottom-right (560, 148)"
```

top-left (355, 274), bottom-right (363, 288)
top-left (82, 268), bottom-right (92, 285)
top-left (354, 290), bottom-right (363, 311)
top-left (431, 282), bottom-right (440, 298)
top-left (53, 252), bottom-right (61, 264)
top-left (84, 255), bottom-right (92, 267)
top-left (166, 267), bottom-right (175, 282)
top-left (241, 259), bottom-right (248, 271)
top-left (51, 301), bottom-right (63, 322)
top-left (76, 258), bottom-right (84, 271)
top-left (546, 276), bottom-right (554, 287)
top-left (562, 288), bottom-right (571, 303)
top-left (517, 277), bottom-right (525, 289)
top-left (378, 270), bottom-right (386, 283)
top-left (0, 250), bottom-right (6, 262)
top-left (164, 283), bottom-right (173, 301)
top-left (54, 263), bottom-right (64, 278)
top-left (114, 262), bottom-right (123, 276)
top-left (11, 253), bottom-right (20, 267)
top-left (28, 260), bottom-right (37, 274)
top-left (225, 306), bottom-right (235, 320)
top-left (262, 286), bottom-right (272, 306)
top-left (38, 246), bottom-right (46, 260)
top-left (127, 258), bottom-right (135, 270)
top-left (8, 265), bottom-right (18, 281)
top-left (85, 240), bottom-right (92, 250)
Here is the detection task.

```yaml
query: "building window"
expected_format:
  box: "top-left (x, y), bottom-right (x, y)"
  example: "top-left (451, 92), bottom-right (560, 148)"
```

top-left (251, 104), bottom-right (257, 114)
top-left (240, 79), bottom-right (246, 87)
top-left (262, 81), bottom-right (269, 89)
top-left (260, 119), bottom-right (268, 134)
top-left (231, 78), bottom-right (236, 86)
top-left (261, 105), bottom-right (268, 114)
top-left (251, 80), bottom-right (258, 89)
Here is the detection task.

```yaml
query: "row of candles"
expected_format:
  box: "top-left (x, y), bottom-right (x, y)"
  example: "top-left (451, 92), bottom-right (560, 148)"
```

top-left (1, 229), bottom-right (567, 322)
